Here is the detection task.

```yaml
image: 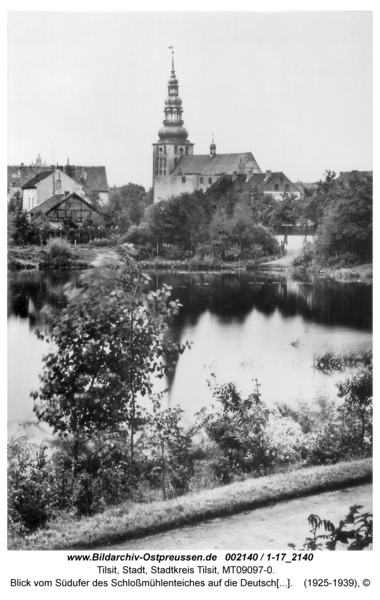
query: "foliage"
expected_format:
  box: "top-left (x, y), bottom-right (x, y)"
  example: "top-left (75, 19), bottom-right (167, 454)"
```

top-left (300, 171), bottom-right (372, 265)
top-left (142, 401), bottom-right (195, 499)
top-left (291, 505), bottom-right (373, 551)
top-left (32, 252), bottom-right (189, 480)
top-left (196, 379), bottom-right (275, 481)
top-left (45, 238), bottom-right (73, 266)
top-left (8, 190), bottom-right (23, 213)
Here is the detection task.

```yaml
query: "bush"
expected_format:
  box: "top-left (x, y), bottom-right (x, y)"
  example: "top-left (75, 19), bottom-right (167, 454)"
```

top-left (45, 238), bottom-right (73, 266)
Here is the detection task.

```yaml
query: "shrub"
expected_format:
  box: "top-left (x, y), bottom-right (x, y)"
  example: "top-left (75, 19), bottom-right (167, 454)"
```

top-left (45, 238), bottom-right (73, 266)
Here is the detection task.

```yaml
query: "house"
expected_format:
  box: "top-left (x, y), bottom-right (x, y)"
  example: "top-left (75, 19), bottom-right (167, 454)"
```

top-left (152, 56), bottom-right (299, 203)
top-left (336, 170), bottom-right (372, 188)
top-left (29, 191), bottom-right (100, 227)
top-left (243, 170), bottom-right (301, 201)
top-left (9, 155), bottom-right (109, 206)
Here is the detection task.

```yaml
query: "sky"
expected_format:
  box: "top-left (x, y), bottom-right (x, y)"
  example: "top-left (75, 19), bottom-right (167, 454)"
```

top-left (8, 11), bottom-right (372, 190)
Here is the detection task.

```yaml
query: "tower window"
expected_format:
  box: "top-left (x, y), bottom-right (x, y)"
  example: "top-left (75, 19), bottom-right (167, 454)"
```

top-left (200, 177), bottom-right (203, 184)
top-left (179, 147), bottom-right (184, 154)
top-left (159, 147), bottom-right (162, 153)
top-left (181, 177), bottom-right (186, 183)
top-left (185, 147), bottom-right (189, 155)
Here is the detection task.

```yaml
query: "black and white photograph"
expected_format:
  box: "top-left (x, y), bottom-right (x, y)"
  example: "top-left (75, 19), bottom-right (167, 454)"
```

top-left (6, 5), bottom-right (374, 585)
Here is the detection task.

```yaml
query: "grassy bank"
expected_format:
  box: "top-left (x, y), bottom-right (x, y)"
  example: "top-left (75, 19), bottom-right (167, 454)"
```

top-left (9, 458), bottom-right (372, 551)
top-left (8, 245), bottom-right (284, 272)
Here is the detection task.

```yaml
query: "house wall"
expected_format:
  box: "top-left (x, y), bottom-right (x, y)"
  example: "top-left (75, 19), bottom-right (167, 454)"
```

top-left (22, 189), bottom-right (37, 211)
top-left (97, 191), bottom-right (109, 205)
top-left (37, 170), bottom-right (83, 204)
top-left (263, 174), bottom-right (301, 200)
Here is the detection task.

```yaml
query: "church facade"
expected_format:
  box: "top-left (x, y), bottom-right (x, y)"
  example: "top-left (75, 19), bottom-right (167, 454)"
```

top-left (153, 59), bottom-right (300, 203)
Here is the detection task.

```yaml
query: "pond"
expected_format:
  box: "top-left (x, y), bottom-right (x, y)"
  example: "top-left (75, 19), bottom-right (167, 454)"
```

top-left (8, 268), bottom-right (372, 440)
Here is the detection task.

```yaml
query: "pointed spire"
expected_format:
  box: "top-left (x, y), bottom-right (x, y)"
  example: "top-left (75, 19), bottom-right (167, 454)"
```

top-left (210, 134), bottom-right (216, 157)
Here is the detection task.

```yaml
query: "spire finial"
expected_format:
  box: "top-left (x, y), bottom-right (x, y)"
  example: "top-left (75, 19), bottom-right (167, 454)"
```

top-left (169, 46), bottom-right (174, 73)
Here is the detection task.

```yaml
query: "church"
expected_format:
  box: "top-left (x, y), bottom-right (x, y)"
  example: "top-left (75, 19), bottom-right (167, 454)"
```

top-left (153, 57), bottom-right (300, 203)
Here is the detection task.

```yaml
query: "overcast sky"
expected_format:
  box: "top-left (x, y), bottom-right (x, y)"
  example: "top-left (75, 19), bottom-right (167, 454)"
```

top-left (8, 11), bottom-right (372, 190)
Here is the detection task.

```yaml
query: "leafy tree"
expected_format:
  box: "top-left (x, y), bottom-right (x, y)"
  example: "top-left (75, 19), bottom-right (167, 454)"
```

top-left (197, 379), bottom-right (275, 481)
top-left (316, 174), bottom-right (372, 263)
top-left (143, 401), bottom-right (195, 499)
top-left (8, 190), bottom-right (23, 213)
top-left (32, 252), bottom-right (189, 481)
top-left (11, 209), bottom-right (31, 245)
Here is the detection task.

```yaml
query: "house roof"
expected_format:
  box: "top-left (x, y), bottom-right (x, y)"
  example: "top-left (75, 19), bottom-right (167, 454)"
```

top-left (29, 192), bottom-right (96, 216)
top-left (22, 171), bottom-right (54, 189)
top-left (336, 171), bottom-right (372, 186)
top-left (69, 166), bottom-right (109, 192)
top-left (171, 152), bottom-right (259, 176)
top-left (8, 164), bottom-right (109, 193)
top-left (244, 171), bottom-right (301, 194)
top-left (8, 165), bottom-right (53, 190)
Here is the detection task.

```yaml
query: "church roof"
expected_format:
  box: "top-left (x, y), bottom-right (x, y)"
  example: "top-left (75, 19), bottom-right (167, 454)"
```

top-left (171, 152), bottom-right (258, 176)
top-left (29, 192), bottom-right (95, 216)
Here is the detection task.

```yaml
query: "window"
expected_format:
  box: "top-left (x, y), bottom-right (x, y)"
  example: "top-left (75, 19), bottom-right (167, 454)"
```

top-left (185, 147), bottom-right (189, 155)
top-left (181, 177), bottom-right (186, 183)
top-left (175, 146), bottom-right (178, 154)
top-left (285, 184), bottom-right (289, 191)
top-left (280, 177), bottom-right (283, 183)
top-left (274, 184), bottom-right (279, 191)
top-left (164, 146), bottom-right (166, 155)
top-left (179, 147), bottom-right (184, 154)
top-left (208, 178), bottom-right (212, 184)
top-left (200, 177), bottom-right (203, 184)
top-left (163, 170), bottom-right (166, 175)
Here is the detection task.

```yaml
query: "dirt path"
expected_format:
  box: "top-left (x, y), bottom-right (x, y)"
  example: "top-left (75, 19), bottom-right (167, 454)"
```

top-left (260, 235), bottom-right (306, 268)
top-left (110, 484), bottom-right (372, 551)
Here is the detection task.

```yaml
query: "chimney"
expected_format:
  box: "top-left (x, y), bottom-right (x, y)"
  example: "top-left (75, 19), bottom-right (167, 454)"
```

top-left (265, 170), bottom-right (271, 180)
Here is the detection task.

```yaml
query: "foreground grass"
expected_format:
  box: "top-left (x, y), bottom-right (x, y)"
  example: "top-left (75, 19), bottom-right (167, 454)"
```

top-left (9, 458), bottom-right (372, 551)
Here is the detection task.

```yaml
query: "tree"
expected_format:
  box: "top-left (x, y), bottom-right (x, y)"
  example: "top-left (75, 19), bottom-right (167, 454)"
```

top-left (316, 174), bottom-right (372, 263)
top-left (11, 209), bottom-right (31, 245)
top-left (32, 252), bottom-right (189, 480)
top-left (197, 379), bottom-right (275, 481)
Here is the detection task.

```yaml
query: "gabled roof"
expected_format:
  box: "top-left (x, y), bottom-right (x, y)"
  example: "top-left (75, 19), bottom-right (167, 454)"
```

top-left (8, 164), bottom-right (109, 193)
top-left (336, 171), bottom-right (372, 186)
top-left (29, 192), bottom-right (96, 216)
top-left (21, 170), bottom-right (54, 189)
top-left (171, 152), bottom-right (260, 176)
top-left (8, 165), bottom-right (53, 190)
top-left (244, 171), bottom-right (301, 194)
top-left (70, 166), bottom-right (109, 192)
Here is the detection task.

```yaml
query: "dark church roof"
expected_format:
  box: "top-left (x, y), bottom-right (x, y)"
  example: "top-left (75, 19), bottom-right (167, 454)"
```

top-left (29, 192), bottom-right (95, 216)
top-left (171, 152), bottom-right (259, 176)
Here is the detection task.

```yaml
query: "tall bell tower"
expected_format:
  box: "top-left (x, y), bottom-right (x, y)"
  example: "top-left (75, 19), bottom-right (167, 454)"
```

top-left (152, 51), bottom-right (194, 196)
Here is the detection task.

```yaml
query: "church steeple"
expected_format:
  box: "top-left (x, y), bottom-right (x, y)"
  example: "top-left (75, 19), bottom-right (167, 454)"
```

top-left (153, 50), bottom-right (194, 194)
top-left (158, 50), bottom-right (189, 142)
top-left (210, 134), bottom-right (216, 158)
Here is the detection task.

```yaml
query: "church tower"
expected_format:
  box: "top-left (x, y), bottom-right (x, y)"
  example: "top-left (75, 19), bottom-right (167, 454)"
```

top-left (153, 53), bottom-right (194, 196)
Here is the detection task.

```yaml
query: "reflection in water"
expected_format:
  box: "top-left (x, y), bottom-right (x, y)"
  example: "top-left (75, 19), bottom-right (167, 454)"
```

top-left (8, 269), bottom-right (372, 437)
